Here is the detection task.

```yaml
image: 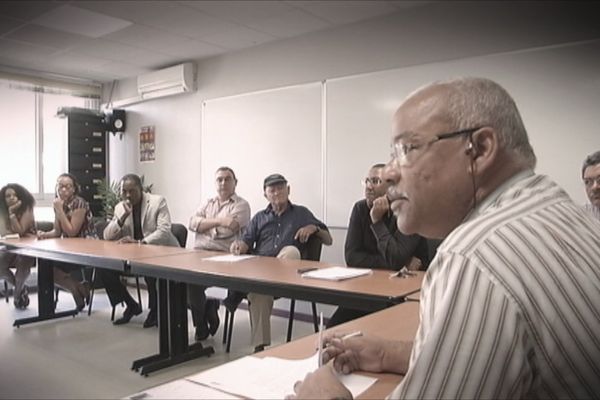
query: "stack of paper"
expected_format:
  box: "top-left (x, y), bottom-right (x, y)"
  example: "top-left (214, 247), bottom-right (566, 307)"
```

top-left (204, 254), bottom-right (256, 262)
top-left (186, 353), bottom-right (376, 399)
top-left (301, 266), bottom-right (372, 281)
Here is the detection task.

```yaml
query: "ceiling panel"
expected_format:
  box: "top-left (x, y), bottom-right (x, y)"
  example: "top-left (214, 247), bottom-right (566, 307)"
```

top-left (289, 0), bottom-right (397, 24)
top-left (0, 0), bottom-right (415, 83)
top-left (4, 24), bottom-right (90, 50)
top-left (201, 25), bottom-right (277, 50)
top-left (244, 8), bottom-right (330, 38)
top-left (181, 1), bottom-right (293, 23)
top-left (0, 15), bottom-right (24, 35)
top-left (32, 4), bottom-right (133, 38)
top-left (0, 1), bottom-right (62, 21)
top-left (0, 38), bottom-right (59, 63)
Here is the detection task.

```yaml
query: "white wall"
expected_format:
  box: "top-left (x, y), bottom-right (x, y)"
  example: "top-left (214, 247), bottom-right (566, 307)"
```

top-left (106, 2), bottom-right (600, 259)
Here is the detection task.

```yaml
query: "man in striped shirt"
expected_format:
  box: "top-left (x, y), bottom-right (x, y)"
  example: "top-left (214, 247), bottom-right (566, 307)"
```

top-left (582, 151), bottom-right (600, 221)
top-left (289, 77), bottom-right (600, 399)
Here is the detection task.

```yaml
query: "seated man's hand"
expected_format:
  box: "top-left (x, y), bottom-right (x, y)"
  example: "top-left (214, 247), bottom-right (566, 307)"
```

top-left (322, 332), bottom-right (389, 375)
top-left (369, 195), bottom-right (390, 223)
top-left (221, 216), bottom-right (240, 232)
top-left (286, 364), bottom-right (352, 400)
top-left (230, 240), bottom-right (248, 255)
top-left (294, 224), bottom-right (318, 243)
top-left (117, 236), bottom-right (137, 244)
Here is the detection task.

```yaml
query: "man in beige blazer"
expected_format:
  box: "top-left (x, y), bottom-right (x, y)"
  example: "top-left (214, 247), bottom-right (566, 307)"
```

top-left (99, 173), bottom-right (179, 328)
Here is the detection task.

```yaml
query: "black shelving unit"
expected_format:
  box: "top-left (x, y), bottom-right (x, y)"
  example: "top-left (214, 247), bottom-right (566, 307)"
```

top-left (59, 107), bottom-right (108, 217)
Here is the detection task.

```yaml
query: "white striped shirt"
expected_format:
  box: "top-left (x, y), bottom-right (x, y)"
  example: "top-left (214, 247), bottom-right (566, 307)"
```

top-left (583, 203), bottom-right (600, 222)
top-left (390, 172), bottom-right (600, 399)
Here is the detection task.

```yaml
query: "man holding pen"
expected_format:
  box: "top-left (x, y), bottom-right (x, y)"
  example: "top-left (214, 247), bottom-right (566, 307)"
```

top-left (289, 78), bottom-right (600, 398)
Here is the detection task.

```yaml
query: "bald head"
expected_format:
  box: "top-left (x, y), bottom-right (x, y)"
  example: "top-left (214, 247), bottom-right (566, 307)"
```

top-left (403, 77), bottom-right (537, 168)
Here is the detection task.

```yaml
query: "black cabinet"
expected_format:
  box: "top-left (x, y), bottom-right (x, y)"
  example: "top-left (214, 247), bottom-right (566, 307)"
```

top-left (62, 108), bottom-right (109, 217)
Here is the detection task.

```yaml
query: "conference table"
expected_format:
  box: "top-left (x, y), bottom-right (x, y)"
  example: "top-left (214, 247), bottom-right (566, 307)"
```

top-left (128, 251), bottom-right (423, 375)
top-left (127, 301), bottom-right (421, 399)
top-left (1, 236), bottom-right (424, 376)
top-left (0, 236), bottom-right (190, 326)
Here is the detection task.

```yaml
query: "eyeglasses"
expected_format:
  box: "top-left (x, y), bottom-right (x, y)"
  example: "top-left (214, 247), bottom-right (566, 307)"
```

top-left (391, 127), bottom-right (482, 166)
top-left (57, 184), bottom-right (74, 190)
top-left (362, 177), bottom-right (383, 186)
top-left (583, 176), bottom-right (600, 188)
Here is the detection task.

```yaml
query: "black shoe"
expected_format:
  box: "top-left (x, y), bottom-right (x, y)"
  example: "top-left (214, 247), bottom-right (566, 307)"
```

top-left (143, 311), bottom-right (158, 328)
top-left (253, 344), bottom-right (266, 353)
top-left (223, 291), bottom-right (244, 312)
top-left (113, 303), bottom-right (142, 325)
top-left (194, 321), bottom-right (210, 341)
top-left (206, 299), bottom-right (220, 336)
top-left (14, 285), bottom-right (29, 310)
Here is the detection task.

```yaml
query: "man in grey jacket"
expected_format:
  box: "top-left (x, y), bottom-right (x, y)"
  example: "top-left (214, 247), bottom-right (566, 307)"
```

top-left (99, 173), bottom-right (179, 328)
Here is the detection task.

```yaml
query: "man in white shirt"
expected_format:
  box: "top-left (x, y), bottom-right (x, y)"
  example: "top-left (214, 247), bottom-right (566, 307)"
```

top-left (289, 77), bottom-right (600, 399)
top-left (187, 167), bottom-right (250, 341)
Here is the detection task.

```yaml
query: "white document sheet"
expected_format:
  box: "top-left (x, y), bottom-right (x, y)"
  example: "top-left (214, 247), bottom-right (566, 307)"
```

top-left (301, 266), bottom-right (372, 281)
top-left (204, 254), bottom-right (256, 262)
top-left (125, 378), bottom-right (240, 399)
top-left (187, 353), bottom-right (376, 399)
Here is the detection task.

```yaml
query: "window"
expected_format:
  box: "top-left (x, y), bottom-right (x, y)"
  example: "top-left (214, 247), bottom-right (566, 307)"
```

top-left (0, 80), bottom-right (100, 215)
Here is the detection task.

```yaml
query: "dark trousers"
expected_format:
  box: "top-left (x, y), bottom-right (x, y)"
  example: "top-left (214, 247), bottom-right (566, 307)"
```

top-left (326, 307), bottom-right (370, 328)
top-left (99, 270), bottom-right (156, 312)
top-left (187, 284), bottom-right (245, 327)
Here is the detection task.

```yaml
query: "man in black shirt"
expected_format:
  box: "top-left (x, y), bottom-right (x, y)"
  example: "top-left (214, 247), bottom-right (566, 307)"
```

top-left (327, 164), bottom-right (432, 327)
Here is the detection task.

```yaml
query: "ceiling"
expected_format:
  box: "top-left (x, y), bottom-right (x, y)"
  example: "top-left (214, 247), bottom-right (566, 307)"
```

top-left (0, 0), bottom-right (428, 85)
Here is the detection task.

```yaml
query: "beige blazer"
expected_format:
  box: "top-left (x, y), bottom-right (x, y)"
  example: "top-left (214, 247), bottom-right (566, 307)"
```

top-left (104, 192), bottom-right (179, 247)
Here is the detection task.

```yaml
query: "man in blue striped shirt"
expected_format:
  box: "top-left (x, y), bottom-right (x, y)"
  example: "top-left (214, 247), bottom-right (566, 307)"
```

top-left (290, 77), bottom-right (600, 399)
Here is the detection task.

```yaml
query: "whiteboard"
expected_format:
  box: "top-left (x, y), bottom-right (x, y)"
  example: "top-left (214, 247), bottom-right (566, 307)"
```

top-left (326, 40), bottom-right (600, 227)
top-left (202, 83), bottom-right (323, 219)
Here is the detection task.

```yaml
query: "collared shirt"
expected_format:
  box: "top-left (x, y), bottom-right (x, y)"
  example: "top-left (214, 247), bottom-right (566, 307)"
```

top-left (390, 172), bottom-right (600, 399)
top-left (189, 194), bottom-right (251, 252)
top-left (242, 202), bottom-right (327, 257)
top-left (344, 198), bottom-right (431, 270)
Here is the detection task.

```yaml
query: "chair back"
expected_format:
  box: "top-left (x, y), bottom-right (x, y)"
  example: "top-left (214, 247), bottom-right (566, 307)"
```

top-left (95, 220), bottom-right (109, 240)
top-left (36, 221), bottom-right (54, 232)
top-left (170, 223), bottom-right (188, 248)
top-left (301, 234), bottom-right (323, 261)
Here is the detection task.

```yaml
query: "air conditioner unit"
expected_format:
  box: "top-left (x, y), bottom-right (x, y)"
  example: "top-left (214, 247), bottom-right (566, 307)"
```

top-left (137, 62), bottom-right (196, 100)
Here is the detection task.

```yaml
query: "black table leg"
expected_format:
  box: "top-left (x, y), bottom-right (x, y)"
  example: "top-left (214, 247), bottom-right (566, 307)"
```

top-left (132, 279), bottom-right (213, 375)
top-left (14, 258), bottom-right (78, 327)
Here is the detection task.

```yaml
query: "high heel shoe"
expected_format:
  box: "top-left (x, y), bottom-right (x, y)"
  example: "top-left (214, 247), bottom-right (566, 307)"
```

top-left (72, 291), bottom-right (85, 312)
top-left (81, 281), bottom-right (91, 306)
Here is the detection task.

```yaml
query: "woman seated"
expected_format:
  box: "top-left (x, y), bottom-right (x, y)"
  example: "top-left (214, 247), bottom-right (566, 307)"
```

top-left (0, 183), bottom-right (36, 309)
top-left (37, 173), bottom-right (95, 311)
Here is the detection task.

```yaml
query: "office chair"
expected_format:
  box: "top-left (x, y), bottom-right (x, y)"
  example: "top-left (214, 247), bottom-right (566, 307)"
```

top-left (3, 221), bottom-right (54, 303)
top-left (222, 235), bottom-right (322, 352)
top-left (170, 223), bottom-right (188, 248)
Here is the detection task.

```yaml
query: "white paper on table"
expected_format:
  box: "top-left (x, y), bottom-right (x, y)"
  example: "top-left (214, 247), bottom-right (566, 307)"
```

top-left (187, 353), bottom-right (376, 399)
top-left (301, 266), bottom-right (372, 281)
top-left (124, 378), bottom-right (240, 399)
top-left (204, 254), bottom-right (256, 262)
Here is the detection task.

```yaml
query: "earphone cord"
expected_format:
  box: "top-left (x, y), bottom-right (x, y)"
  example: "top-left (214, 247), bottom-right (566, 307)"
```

top-left (469, 136), bottom-right (477, 210)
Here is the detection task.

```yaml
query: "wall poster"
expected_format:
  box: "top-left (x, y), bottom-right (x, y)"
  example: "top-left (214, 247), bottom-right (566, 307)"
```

top-left (139, 125), bottom-right (155, 162)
